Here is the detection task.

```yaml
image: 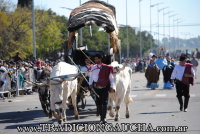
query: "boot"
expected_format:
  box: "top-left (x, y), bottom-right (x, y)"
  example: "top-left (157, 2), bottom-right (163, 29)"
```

top-left (100, 105), bottom-right (107, 124)
top-left (177, 97), bottom-right (183, 111)
top-left (100, 117), bottom-right (107, 124)
top-left (184, 97), bottom-right (189, 112)
top-left (97, 105), bottom-right (102, 117)
top-left (96, 106), bottom-right (100, 116)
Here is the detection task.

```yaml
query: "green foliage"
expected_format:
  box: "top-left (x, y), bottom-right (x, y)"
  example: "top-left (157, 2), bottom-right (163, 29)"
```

top-left (82, 26), bottom-right (108, 51)
top-left (0, 0), bottom-right (156, 60)
top-left (117, 27), bottom-right (156, 57)
top-left (35, 9), bottom-right (67, 58)
top-left (0, 8), bottom-right (32, 59)
top-left (0, 4), bottom-right (68, 60)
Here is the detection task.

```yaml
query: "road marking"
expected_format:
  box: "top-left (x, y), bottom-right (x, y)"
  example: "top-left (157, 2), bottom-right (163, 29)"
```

top-left (190, 94), bottom-right (196, 97)
top-left (14, 100), bottom-right (25, 102)
top-left (144, 89), bottom-right (159, 96)
top-left (131, 95), bottom-right (137, 98)
top-left (155, 94), bottom-right (167, 97)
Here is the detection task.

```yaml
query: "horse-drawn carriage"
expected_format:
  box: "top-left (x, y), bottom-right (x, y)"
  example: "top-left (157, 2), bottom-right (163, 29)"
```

top-left (65, 0), bottom-right (121, 65)
top-left (37, 0), bottom-right (132, 124)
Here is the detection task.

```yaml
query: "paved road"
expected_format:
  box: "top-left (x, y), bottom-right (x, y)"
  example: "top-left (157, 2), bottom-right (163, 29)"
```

top-left (0, 65), bottom-right (200, 134)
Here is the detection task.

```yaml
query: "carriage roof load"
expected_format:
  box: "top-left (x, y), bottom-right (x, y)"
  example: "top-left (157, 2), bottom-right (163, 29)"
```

top-left (67, 0), bottom-right (120, 57)
top-left (68, 0), bottom-right (117, 33)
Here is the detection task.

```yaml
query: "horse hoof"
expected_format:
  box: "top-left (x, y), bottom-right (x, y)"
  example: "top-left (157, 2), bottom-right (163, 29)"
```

top-left (126, 114), bottom-right (129, 118)
top-left (114, 118), bottom-right (119, 121)
top-left (48, 114), bottom-right (52, 119)
top-left (58, 119), bottom-right (63, 124)
top-left (109, 113), bottom-right (114, 118)
top-left (75, 115), bottom-right (79, 120)
top-left (81, 105), bottom-right (85, 109)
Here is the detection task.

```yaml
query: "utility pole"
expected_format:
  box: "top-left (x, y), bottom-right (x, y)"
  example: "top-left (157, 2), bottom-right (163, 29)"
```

top-left (126, 0), bottom-right (129, 58)
top-left (162, 8), bottom-right (169, 37)
top-left (150, 0), bottom-right (152, 52)
top-left (139, 0), bottom-right (143, 58)
top-left (151, 2), bottom-right (163, 46)
top-left (79, 0), bottom-right (83, 46)
top-left (157, 7), bottom-right (167, 46)
top-left (168, 14), bottom-right (175, 52)
top-left (32, 0), bottom-right (36, 58)
top-left (107, 0), bottom-right (110, 54)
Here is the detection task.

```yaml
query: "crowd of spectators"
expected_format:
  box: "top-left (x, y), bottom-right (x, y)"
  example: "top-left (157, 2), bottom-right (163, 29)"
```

top-left (0, 53), bottom-right (56, 98)
top-left (1, 51), bottom-right (199, 98)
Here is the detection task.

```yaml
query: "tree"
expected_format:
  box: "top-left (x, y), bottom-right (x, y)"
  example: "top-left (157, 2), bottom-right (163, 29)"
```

top-left (35, 9), bottom-right (66, 58)
top-left (0, 8), bottom-right (32, 59)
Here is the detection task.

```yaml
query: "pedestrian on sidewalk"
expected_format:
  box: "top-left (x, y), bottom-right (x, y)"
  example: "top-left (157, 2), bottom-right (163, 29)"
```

top-left (171, 55), bottom-right (195, 112)
top-left (145, 59), bottom-right (160, 90)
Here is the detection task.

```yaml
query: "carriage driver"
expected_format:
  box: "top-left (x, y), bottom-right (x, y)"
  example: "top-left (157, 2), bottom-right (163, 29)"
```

top-left (89, 54), bottom-right (115, 124)
top-left (80, 58), bottom-right (93, 88)
top-left (81, 58), bottom-right (93, 76)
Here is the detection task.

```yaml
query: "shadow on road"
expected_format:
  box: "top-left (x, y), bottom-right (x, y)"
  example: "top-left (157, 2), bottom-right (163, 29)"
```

top-left (0, 110), bottom-right (45, 124)
top-left (1, 107), bottom-right (98, 129)
top-left (139, 111), bottom-right (179, 114)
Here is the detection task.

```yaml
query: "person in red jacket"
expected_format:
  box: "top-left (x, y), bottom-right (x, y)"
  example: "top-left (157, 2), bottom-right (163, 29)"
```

top-left (171, 55), bottom-right (195, 112)
top-left (89, 54), bottom-right (115, 124)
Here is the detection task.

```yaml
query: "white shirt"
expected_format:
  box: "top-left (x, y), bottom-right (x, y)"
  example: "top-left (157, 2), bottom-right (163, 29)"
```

top-left (80, 65), bottom-right (92, 77)
top-left (89, 64), bottom-right (115, 89)
top-left (171, 64), bottom-right (195, 81)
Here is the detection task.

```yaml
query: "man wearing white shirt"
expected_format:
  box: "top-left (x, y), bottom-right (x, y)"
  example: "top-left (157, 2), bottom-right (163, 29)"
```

top-left (171, 55), bottom-right (195, 112)
top-left (80, 58), bottom-right (93, 77)
top-left (80, 58), bottom-right (93, 88)
top-left (89, 54), bottom-right (115, 124)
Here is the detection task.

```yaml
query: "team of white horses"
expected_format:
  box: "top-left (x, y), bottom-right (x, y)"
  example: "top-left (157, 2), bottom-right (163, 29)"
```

top-left (48, 61), bottom-right (132, 123)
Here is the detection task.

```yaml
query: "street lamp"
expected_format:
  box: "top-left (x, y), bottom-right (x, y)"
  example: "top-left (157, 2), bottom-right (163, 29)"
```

top-left (79, 0), bottom-right (83, 46)
top-left (32, 0), bottom-right (36, 58)
top-left (60, 7), bottom-right (73, 10)
top-left (149, 0), bottom-right (152, 52)
top-left (168, 14), bottom-right (176, 52)
top-left (126, 0), bottom-right (129, 58)
top-left (157, 7), bottom-right (167, 46)
top-left (162, 7), bottom-right (169, 37)
top-left (172, 14), bottom-right (178, 52)
top-left (164, 10), bottom-right (173, 36)
top-left (150, 2), bottom-right (163, 46)
top-left (163, 10), bottom-right (172, 49)
top-left (174, 18), bottom-right (182, 50)
top-left (107, 0), bottom-right (110, 54)
top-left (139, 0), bottom-right (143, 58)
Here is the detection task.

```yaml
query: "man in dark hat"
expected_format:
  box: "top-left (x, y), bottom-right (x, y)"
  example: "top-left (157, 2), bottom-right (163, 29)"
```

top-left (171, 55), bottom-right (195, 112)
top-left (89, 54), bottom-right (115, 123)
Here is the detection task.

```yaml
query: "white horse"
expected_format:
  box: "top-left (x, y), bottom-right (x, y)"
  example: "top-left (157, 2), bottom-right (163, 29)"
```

top-left (49, 62), bottom-right (79, 124)
top-left (108, 61), bottom-right (133, 121)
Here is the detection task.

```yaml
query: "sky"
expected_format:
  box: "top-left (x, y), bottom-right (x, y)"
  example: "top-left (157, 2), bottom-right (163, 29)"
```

top-left (10, 0), bottom-right (200, 40)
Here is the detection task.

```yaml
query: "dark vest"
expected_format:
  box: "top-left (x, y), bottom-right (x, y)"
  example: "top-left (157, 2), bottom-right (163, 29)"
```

top-left (96, 64), bottom-right (113, 88)
top-left (182, 63), bottom-right (194, 85)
